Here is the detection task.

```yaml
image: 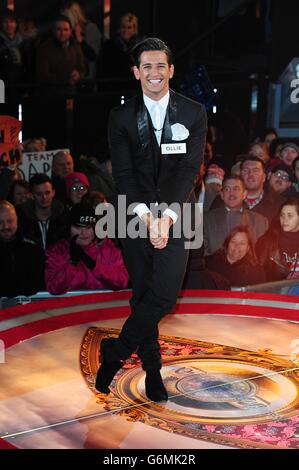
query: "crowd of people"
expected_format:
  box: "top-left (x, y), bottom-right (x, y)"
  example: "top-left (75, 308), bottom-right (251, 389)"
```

top-left (1, 131), bottom-right (299, 299)
top-left (1, 6), bottom-right (299, 300)
top-left (0, 3), bottom-right (141, 95)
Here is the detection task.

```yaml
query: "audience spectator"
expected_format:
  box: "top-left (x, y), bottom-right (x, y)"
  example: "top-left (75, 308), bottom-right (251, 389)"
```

top-left (240, 155), bottom-right (286, 222)
top-left (61, 1), bottom-right (102, 80)
top-left (260, 128), bottom-right (278, 148)
top-left (205, 225), bottom-right (266, 287)
top-left (194, 162), bottom-right (219, 213)
top-left (267, 163), bottom-right (296, 198)
top-left (7, 180), bottom-right (32, 206)
top-left (51, 150), bottom-right (74, 203)
top-left (267, 137), bottom-right (285, 170)
top-left (0, 201), bottom-right (44, 298)
top-left (65, 171), bottom-right (90, 207)
top-left (292, 156), bottom-right (299, 193)
top-left (0, 139), bottom-right (24, 200)
top-left (280, 142), bottom-right (299, 168)
top-left (19, 18), bottom-right (40, 84)
top-left (79, 154), bottom-right (116, 200)
top-left (0, 9), bottom-right (23, 85)
top-left (23, 137), bottom-right (47, 152)
top-left (36, 15), bottom-right (85, 93)
top-left (45, 202), bottom-right (129, 294)
top-left (204, 175), bottom-right (268, 255)
top-left (102, 12), bottom-right (142, 78)
top-left (204, 163), bottom-right (225, 193)
top-left (256, 198), bottom-right (299, 281)
top-left (249, 142), bottom-right (270, 164)
top-left (17, 173), bottom-right (69, 250)
top-left (82, 190), bottom-right (107, 208)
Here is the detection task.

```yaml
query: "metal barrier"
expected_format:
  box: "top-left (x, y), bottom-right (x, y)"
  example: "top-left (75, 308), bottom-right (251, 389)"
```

top-left (232, 278), bottom-right (299, 295)
top-left (1, 279), bottom-right (299, 311)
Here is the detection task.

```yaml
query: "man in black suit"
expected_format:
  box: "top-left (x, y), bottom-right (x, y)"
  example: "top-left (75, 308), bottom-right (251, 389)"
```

top-left (96, 37), bottom-right (207, 401)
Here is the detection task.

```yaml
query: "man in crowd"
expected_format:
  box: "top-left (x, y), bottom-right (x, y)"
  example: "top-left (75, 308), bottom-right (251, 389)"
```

top-left (204, 175), bottom-right (268, 255)
top-left (17, 173), bottom-right (69, 250)
top-left (0, 201), bottom-right (44, 298)
top-left (36, 15), bottom-right (85, 92)
top-left (240, 155), bottom-right (285, 222)
top-left (51, 150), bottom-right (75, 203)
top-left (267, 163), bottom-right (296, 198)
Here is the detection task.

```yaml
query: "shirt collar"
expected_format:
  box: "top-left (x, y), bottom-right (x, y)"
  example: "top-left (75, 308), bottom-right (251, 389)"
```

top-left (143, 91), bottom-right (170, 113)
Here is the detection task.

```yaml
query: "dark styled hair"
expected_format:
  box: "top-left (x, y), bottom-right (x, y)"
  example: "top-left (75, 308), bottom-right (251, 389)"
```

top-left (280, 198), bottom-right (299, 217)
top-left (54, 14), bottom-right (73, 29)
top-left (131, 37), bottom-right (173, 67)
top-left (222, 225), bottom-right (257, 264)
top-left (240, 155), bottom-right (266, 172)
top-left (7, 180), bottom-right (30, 204)
top-left (222, 174), bottom-right (245, 190)
top-left (29, 173), bottom-right (53, 191)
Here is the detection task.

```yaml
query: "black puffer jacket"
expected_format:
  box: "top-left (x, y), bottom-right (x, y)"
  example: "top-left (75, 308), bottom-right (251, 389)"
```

top-left (256, 223), bottom-right (299, 281)
top-left (205, 250), bottom-right (266, 287)
top-left (0, 233), bottom-right (44, 298)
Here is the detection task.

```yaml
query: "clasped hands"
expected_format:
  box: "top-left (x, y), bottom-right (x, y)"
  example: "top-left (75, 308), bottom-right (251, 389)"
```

top-left (142, 213), bottom-right (172, 250)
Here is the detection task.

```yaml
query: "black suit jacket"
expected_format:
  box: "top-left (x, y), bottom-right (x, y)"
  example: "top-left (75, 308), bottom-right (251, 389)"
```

top-left (108, 90), bottom-right (207, 218)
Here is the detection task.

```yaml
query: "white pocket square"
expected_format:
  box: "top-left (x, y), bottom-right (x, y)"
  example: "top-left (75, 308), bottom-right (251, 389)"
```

top-left (171, 123), bottom-right (189, 141)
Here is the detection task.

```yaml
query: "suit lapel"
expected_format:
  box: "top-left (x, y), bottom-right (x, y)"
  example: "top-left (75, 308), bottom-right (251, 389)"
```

top-left (136, 95), bottom-right (159, 182)
top-left (161, 89), bottom-right (177, 146)
top-left (136, 96), bottom-right (151, 158)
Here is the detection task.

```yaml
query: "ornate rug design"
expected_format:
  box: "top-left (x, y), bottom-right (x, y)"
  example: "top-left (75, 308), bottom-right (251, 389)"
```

top-left (80, 327), bottom-right (299, 449)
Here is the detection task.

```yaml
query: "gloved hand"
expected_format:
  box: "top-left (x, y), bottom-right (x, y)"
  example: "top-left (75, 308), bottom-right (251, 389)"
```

top-left (70, 235), bottom-right (96, 270)
top-left (80, 250), bottom-right (96, 270)
top-left (70, 235), bottom-right (82, 265)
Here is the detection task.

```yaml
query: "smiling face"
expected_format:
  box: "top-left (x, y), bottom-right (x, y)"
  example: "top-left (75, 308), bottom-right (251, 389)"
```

top-left (70, 224), bottom-right (95, 246)
top-left (221, 178), bottom-right (246, 210)
top-left (133, 50), bottom-right (174, 101)
top-left (281, 146), bottom-right (299, 166)
top-left (0, 206), bottom-right (18, 242)
top-left (227, 232), bottom-right (250, 264)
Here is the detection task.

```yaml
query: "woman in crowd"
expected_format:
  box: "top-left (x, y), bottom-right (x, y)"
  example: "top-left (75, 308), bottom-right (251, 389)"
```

top-left (249, 142), bottom-right (270, 164)
top-left (65, 171), bottom-right (90, 207)
top-left (102, 12), bottom-right (142, 78)
top-left (45, 202), bottom-right (129, 295)
top-left (256, 198), bottom-right (299, 281)
top-left (7, 180), bottom-right (32, 206)
top-left (205, 225), bottom-right (265, 287)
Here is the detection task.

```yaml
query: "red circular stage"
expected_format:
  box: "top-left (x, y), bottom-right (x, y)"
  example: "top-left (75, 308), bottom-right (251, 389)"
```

top-left (1, 290), bottom-right (299, 449)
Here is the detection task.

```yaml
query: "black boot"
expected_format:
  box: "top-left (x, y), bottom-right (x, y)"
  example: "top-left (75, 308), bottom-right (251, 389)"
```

top-left (145, 369), bottom-right (168, 402)
top-left (95, 338), bottom-right (123, 394)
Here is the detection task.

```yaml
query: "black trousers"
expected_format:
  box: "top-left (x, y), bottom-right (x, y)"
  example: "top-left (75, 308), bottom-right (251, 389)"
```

top-left (111, 230), bottom-right (189, 370)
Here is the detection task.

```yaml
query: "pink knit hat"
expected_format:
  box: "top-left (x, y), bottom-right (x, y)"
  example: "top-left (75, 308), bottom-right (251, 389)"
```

top-left (205, 164), bottom-right (225, 186)
top-left (65, 172), bottom-right (90, 196)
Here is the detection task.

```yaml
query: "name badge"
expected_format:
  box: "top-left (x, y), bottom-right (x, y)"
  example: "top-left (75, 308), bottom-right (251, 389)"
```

top-left (161, 143), bottom-right (186, 155)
